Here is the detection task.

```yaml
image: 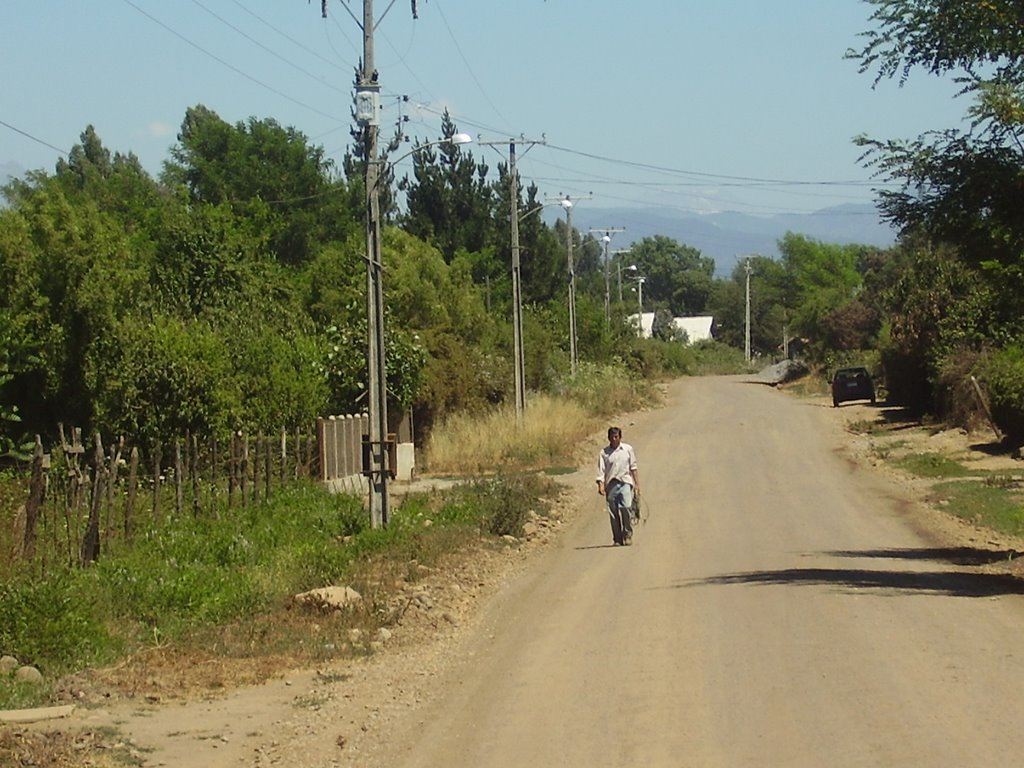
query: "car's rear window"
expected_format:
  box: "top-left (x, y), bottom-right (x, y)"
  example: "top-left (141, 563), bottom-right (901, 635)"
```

top-left (835, 368), bottom-right (868, 380)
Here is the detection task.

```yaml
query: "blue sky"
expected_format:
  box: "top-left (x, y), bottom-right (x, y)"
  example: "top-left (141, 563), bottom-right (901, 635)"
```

top-left (2, 1), bottom-right (968, 218)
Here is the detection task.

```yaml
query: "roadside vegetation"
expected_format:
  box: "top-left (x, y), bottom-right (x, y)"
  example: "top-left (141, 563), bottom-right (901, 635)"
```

top-left (832, 402), bottom-right (1024, 545)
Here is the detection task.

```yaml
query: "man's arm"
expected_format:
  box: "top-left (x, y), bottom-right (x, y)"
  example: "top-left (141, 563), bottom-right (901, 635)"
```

top-left (629, 446), bottom-right (639, 493)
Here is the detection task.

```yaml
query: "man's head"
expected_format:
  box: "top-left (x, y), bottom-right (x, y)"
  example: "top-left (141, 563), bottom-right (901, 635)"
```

top-left (607, 426), bottom-right (622, 446)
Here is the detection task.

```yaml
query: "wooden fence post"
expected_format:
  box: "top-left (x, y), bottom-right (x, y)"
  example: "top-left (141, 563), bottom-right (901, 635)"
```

top-left (190, 432), bottom-right (200, 518)
top-left (240, 432), bottom-right (249, 507)
top-left (264, 434), bottom-right (272, 501)
top-left (210, 434), bottom-right (220, 515)
top-left (80, 433), bottom-right (104, 565)
top-left (279, 427), bottom-right (287, 486)
top-left (22, 436), bottom-right (44, 561)
top-left (228, 432), bottom-right (238, 509)
top-left (105, 437), bottom-right (123, 553)
top-left (174, 439), bottom-right (184, 517)
top-left (252, 435), bottom-right (261, 504)
top-left (151, 444), bottom-right (162, 524)
top-left (125, 446), bottom-right (139, 541)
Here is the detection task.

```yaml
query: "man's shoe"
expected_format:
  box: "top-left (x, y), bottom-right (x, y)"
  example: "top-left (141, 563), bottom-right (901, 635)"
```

top-left (623, 535), bottom-right (632, 546)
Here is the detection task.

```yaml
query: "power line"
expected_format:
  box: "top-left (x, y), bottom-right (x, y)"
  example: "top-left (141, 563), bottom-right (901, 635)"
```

top-left (189, 0), bottom-right (348, 95)
top-left (433, 0), bottom-right (509, 126)
top-left (226, 0), bottom-right (350, 73)
top-left (544, 142), bottom-right (884, 187)
top-left (120, 0), bottom-right (345, 122)
top-left (0, 120), bottom-right (68, 157)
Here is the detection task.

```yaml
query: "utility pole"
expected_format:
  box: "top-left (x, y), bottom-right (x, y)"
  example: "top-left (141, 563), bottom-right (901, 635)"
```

top-left (635, 275), bottom-right (645, 337)
top-left (332, 0), bottom-right (419, 528)
top-left (611, 248), bottom-right (632, 301)
top-left (548, 194), bottom-right (591, 375)
top-left (782, 309), bottom-right (789, 360)
top-left (359, 0), bottom-right (390, 528)
top-left (479, 137), bottom-right (546, 426)
top-left (744, 257), bottom-right (752, 364)
top-left (590, 228), bottom-right (625, 326)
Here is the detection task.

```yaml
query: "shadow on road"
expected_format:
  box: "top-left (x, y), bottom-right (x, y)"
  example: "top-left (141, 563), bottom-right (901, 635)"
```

top-left (824, 546), bottom-right (1024, 567)
top-left (680, 565), bottom-right (1024, 598)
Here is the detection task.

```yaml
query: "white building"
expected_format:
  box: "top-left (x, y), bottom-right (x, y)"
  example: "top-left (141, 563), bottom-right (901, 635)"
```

top-left (630, 313), bottom-right (714, 345)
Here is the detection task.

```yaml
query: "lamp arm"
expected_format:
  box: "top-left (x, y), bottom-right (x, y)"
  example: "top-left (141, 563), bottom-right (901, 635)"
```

top-left (370, 134), bottom-right (472, 191)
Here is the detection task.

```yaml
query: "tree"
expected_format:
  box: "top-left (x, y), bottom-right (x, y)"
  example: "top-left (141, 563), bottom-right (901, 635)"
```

top-left (163, 106), bottom-right (355, 267)
top-left (400, 111), bottom-right (493, 263)
top-left (778, 233), bottom-right (865, 344)
top-left (708, 255), bottom-right (788, 357)
top-left (0, 176), bottom-right (150, 434)
top-left (624, 236), bottom-right (715, 316)
top-left (850, 1), bottom-right (1024, 331)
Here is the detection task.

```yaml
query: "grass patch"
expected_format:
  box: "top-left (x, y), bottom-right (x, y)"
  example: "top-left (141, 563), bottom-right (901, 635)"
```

top-left (931, 479), bottom-right (1024, 536)
top-left (892, 452), bottom-right (973, 479)
top-left (0, 471), bottom-right (563, 710)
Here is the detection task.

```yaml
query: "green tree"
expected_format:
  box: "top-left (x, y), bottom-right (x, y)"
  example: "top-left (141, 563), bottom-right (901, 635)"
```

top-left (708, 255), bottom-right (788, 357)
top-left (778, 233), bottom-right (865, 345)
top-left (163, 105), bottom-right (355, 267)
top-left (0, 178), bottom-right (149, 433)
top-left (850, 1), bottom-right (1024, 334)
top-left (400, 112), bottom-right (493, 263)
top-left (626, 235), bottom-right (715, 316)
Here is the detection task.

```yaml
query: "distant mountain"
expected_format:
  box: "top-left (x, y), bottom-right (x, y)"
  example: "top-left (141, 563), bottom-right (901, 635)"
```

top-left (546, 203), bottom-right (897, 277)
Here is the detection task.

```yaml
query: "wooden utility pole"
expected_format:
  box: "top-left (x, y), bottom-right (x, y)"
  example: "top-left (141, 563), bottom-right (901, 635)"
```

top-left (744, 258), bottom-right (752, 363)
top-left (547, 194), bottom-right (592, 376)
top-left (590, 228), bottom-right (625, 326)
top-left (481, 137), bottom-right (546, 424)
top-left (358, 0), bottom-right (390, 528)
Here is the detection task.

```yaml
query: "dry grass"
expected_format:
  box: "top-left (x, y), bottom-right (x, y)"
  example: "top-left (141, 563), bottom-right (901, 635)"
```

top-left (423, 394), bottom-right (600, 475)
top-left (0, 728), bottom-right (140, 767)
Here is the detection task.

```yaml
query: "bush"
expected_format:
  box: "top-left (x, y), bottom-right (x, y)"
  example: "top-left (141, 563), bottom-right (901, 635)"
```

top-left (0, 575), bottom-right (119, 673)
top-left (932, 347), bottom-right (988, 432)
top-left (556, 361), bottom-right (654, 417)
top-left (980, 345), bottom-right (1024, 440)
top-left (690, 340), bottom-right (749, 375)
top-left (446, 474), bottom-right (557, 538)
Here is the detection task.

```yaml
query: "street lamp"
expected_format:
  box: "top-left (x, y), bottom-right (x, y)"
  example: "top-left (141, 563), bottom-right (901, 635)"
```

top-left (364, 131), bottom-right (472, 527)
top-left (626, 265), bottom-right (646, 338)
top-left (612, 249), bottom-right (633, 301)
top-left (744, 257), bottom-right (752, 363)
top-left (560, 198), bottom-right (579, 376)
top-left (602, 234), bottom-right (611, 326)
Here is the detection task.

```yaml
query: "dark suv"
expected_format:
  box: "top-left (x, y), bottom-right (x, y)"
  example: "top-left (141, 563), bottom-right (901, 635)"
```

top-left (831, 367), bottom-right (876, 407)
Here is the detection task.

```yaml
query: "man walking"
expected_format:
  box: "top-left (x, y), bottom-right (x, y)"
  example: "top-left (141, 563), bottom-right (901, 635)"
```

top-left (596, 426), bottom-right (640, 546)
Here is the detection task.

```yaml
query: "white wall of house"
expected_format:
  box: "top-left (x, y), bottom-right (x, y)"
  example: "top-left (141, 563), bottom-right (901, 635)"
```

top-left (630, 313), bottom-right (714, 345)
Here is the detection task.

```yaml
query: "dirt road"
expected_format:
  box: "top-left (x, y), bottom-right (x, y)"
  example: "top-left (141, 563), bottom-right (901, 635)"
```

top-left (68, 375), bottom-right (1024, 766)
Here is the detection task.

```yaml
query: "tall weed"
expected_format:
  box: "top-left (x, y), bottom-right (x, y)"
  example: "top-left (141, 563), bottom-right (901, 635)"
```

top-left (424, 394), bottom-right (598, 474)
